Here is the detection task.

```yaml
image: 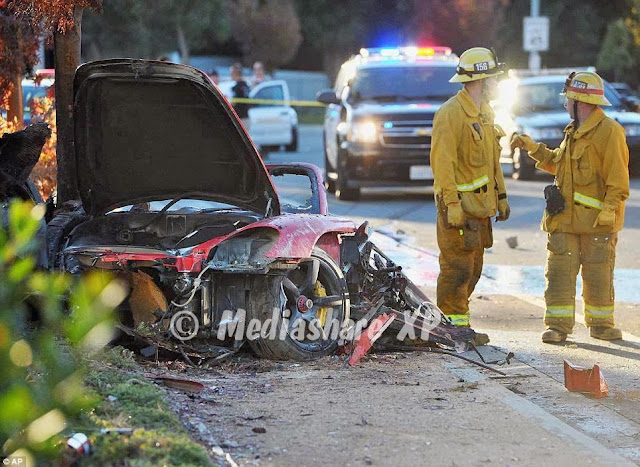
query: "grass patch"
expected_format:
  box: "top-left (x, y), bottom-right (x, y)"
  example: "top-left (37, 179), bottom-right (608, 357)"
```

top-left (77, 347), bottom-right (211, 466)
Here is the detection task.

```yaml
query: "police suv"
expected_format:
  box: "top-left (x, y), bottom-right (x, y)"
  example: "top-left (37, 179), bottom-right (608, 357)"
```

top-left (316, 47), bottom-right (461, 200)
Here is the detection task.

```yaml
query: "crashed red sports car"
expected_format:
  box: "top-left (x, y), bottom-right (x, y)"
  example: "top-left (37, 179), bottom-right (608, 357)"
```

top-left (47, 59), bottom-right (473, 362)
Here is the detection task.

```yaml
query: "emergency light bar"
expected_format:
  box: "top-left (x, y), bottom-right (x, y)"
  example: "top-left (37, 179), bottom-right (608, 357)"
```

top-left (359, 46), bottom-right (455, 60)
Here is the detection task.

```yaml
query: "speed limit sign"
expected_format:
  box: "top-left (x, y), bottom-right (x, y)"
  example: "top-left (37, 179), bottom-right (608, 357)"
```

top-left (523, 16), bottom-right (549, 52)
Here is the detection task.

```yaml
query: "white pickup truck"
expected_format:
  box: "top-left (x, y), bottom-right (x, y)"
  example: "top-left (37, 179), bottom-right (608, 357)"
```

top-left (217, 79), bottom-right (299, 154)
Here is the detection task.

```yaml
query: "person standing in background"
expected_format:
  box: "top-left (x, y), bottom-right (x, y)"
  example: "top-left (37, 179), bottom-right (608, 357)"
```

top-left (251, 61), bottom-right (267, 87)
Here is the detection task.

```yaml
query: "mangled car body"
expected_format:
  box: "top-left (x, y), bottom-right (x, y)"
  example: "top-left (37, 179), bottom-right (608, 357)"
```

top-left (48, 60), bottom-right (473, 361)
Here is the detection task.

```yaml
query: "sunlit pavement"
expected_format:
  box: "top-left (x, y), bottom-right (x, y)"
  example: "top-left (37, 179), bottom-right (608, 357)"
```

top-left (263, 125), bottom-right (640, 463)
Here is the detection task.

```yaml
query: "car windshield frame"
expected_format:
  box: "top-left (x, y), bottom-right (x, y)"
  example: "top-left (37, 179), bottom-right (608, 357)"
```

top-left (349, 65), bottom-right (461, 102)
top-left (108, 198), bottom-right (242, 214)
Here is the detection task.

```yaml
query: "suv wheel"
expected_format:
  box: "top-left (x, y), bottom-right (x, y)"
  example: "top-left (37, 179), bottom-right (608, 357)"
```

top-left (285, 126), bottom-right (298, 152)
top-left (512, 148), bottom-right (535, 180)
top-left (336, 152), bottom-right (360, 201)
top-left (323, 145), bottom-right (336, 193)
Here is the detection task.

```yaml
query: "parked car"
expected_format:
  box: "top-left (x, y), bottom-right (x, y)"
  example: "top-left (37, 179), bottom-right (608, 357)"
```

top-left (610, 82), bottom-right (640, 112)
top-left (217, 79), bottom-right (298, 154)
top-left (495, 73), bottom-right (640, 179)
top-left (317, 46), bottom-right (461, 200)
top-left (47, 59), bottom-right (355, 360)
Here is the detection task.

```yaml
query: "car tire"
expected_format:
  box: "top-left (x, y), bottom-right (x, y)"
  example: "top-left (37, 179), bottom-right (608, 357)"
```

top-left (323, 144), bottom-right (336, 193)
top-left (285, 126), bottom-right (298, 152)
top-left (46, 205), bottom-right (87, 269)
top-left (512, 148), bottom-right (535, 180)
top-left (246, 248), bottom-right (350, 360)
top-left (336, 161), bottom-right (360, 201)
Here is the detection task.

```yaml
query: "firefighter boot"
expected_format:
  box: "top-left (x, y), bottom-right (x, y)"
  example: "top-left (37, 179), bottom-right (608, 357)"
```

top-left (541, 328), bottom-right (567, 343)
top-left (590, 327), bottom-right (623, 340)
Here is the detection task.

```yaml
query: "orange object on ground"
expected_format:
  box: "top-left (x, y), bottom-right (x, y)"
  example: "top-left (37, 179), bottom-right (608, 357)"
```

top-left (563, 360), bottom-right (609, 399)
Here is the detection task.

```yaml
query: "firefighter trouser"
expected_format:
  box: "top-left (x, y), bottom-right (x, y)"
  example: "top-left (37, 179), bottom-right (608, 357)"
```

top-left (436, 211), bottom-right (492, 326)
top-left (544, 232), bottom-right (617, 334)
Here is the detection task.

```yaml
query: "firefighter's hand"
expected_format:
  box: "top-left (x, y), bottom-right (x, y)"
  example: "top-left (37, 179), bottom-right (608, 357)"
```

top-left (446, 202), bottom-right (465, 228)
top-left (510, 134), bottom-right (538, 153)
top-left (593, 208), bottom-right (616, 228)
top-left (497, 198), bottom-right (510, 221)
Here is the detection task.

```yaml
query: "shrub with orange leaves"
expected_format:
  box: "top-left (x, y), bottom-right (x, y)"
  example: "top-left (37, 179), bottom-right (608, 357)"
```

top-left (29, 95), bottom-right (57, 198)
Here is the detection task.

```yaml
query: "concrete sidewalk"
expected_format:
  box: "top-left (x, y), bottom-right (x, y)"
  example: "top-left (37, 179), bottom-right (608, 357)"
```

top-left (468, 293), bottom-right (640, 465)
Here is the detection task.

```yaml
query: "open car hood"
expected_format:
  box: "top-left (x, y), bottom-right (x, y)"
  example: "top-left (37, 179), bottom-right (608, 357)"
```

top-left (73, 59), bottom-right (279, 215)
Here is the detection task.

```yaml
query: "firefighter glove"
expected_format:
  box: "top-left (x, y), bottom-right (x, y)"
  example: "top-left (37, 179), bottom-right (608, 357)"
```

top-left (510, 134), bottom-right (538, 153)
top-left (447, 202), bottom-right (465, 227)
top-left (592, 208), bottom-right (616, 228)
top-left (497, 198), bottom-right (510, 221)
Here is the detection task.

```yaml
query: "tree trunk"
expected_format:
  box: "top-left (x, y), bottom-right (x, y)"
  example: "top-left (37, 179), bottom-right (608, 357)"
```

top-left (54, 6), bottom-right (83, 203)
top-left (176, 20), bottom-right (189, 64)
top-left (7, 74), bottom-right (24, 127)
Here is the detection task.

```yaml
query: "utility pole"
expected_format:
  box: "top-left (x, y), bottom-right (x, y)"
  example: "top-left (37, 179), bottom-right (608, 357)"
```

top-left (528, 0), bottom-right (541, 73)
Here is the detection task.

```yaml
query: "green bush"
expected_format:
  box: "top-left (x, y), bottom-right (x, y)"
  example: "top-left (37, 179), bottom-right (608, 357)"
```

top-left (0, 200), bottom-right (124, 462)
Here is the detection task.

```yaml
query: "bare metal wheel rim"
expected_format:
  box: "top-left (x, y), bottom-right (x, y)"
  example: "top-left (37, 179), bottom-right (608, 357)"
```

top-left (281, 254), bottom-right (347, 353)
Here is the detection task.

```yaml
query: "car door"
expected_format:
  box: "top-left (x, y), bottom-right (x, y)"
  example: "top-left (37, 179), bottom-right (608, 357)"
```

top-left (248, 80), bottom-right (293, 147)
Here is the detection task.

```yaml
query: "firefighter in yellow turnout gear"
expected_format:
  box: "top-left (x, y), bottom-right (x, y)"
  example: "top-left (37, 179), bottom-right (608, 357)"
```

top-left (511, 71), bottom-right (629, 343)
top-left (431, 48), bottom-right (510, 345)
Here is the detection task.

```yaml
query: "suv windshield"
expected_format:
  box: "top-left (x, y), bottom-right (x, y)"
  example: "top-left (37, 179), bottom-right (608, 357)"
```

top-left (514, 81), bottom-right (622, 115)
top-left (350, 66), bottom-right (461, 102)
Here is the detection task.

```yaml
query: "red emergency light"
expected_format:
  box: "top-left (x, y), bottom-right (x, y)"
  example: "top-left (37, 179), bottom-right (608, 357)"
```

top-left (417, 46), bottom-right (452, 56)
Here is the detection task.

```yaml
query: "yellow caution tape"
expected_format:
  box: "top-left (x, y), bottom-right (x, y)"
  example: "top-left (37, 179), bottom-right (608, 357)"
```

top-left (230, 97), bottom-right (326, 108)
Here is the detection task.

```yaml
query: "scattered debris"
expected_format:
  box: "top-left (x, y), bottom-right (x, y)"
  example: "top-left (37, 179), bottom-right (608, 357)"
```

top-left (563, 360), bottom-right (609, 399)
top-left (355, 417), bottom-right (369, 426)
top-left (348, 313), bottom-right (396, 366)
top-left (149, 375), bottom-right (206, 392)
top-left (506, 236), bottom-right (518, 249)
top-left (107, 395), bottom-right (118, 403)
top-left (505, 384), bottom-right (526, 395)
top-left (252, 427), bottom-right (267, 434)
top-left (65, 432), bottom-right (91, 457)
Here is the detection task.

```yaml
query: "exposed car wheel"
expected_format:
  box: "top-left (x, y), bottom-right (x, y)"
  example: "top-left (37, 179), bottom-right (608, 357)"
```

top-left (512, 148), bottom-right (535, 180)
top-left (246, 248), bottom-right (350, 360)
top-left (285, 126), bottom-right (298, 152)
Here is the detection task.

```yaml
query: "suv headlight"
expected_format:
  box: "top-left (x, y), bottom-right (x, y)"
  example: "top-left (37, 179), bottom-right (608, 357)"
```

top-left (624, 124), bottom-right (640, 137)
top-left (524, 127), bottom-right (564, 140)
top-left (349, 121), bottom-right (378, 143)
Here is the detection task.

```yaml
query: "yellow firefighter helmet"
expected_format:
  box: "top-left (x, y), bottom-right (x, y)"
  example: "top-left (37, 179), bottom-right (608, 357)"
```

top-left (449, 47), bottom-right (505, 83)
top-left (561, 71), bottom-right (611, 106)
